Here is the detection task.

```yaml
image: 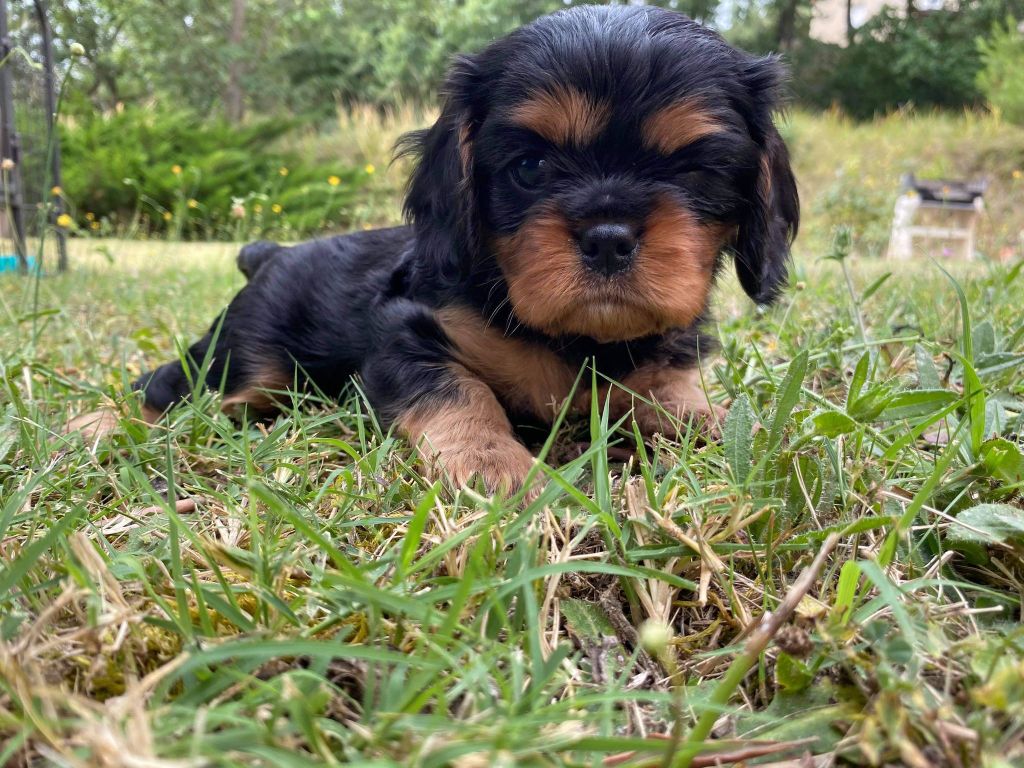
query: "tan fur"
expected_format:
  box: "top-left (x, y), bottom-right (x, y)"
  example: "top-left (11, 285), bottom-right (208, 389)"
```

top-left (63, 408), bottom-right (123, 442)
top-left (634, 198), bottom-right (727, 330)
top-left (436, 305), bottom-right (576, 420)
top-left (641, 100), bottom-right (725, 154)
top-left (141, 404), bottom-right (162, 424)
top-left (398, 365), bottom-right (535, 493)
top-left (602, 365), bottom-right (725, 438)
top-left (494, 198), bottom-right (727, 342)
top-left (64, 402), bottom-right (162, 442)
top-left (221, 364), bottom-right (293, 417)
top-left (511, 86), bottom-right (610, 146)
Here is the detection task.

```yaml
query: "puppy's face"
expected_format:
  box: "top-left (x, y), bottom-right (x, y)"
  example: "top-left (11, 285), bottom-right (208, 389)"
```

top-left (404, 6), bottom-right (799, 343)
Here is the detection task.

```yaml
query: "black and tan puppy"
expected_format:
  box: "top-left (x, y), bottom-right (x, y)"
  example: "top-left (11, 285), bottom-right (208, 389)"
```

top-left (112, 5), bottom-right (799, 492)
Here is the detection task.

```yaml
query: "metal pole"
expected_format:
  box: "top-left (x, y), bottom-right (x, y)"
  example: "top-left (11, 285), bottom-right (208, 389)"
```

top-left (36, 0), bottom-right (67, 272)
top-left (0, 0), bottom-right (27, 271)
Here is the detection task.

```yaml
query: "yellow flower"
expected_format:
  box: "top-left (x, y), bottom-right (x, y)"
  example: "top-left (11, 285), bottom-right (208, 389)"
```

top-left (271, 203), bottom-right (282, 214)
top-left (85, 211), bottom-right (95, 221)
top-left (51, 185), bottom-right (62, 196)
top-left (253, 203), bottom-right (263, 214)
top-left (90, 221), bottom-right (100, 230)
top-left (1, 158), bottom-right (14, 171)
top-left (279, 166), bottom-right (289, 177)
top-left (171, 164), bottom-right (182, 175)
top-left (162, 211), bottom-right (173, 221)
top-left (327, 175), bottom-right (341, 187)
top-left (187, 199), bottom-right (199, 209)
top-left (364, 164), bottom-right (376, 175)
top-left (1013, 170), bottom-right (1023, 180)
top-left (56, 213), bottom-right (73, 228)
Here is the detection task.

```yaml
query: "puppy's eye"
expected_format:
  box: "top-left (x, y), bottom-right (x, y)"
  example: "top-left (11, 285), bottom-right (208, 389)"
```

top-left (511, 155), bottom-right (547, 190)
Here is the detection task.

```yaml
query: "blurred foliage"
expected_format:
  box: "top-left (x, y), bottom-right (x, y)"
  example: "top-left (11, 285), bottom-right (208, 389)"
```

top-left (768, 0), bottom-right (1024, 119)
top-left (59, 107), bottom-right (368, 239)
top-left (977, 17), bottom-right (1024, 124)
top-left (42, 0), bottom-right (721, 121)
top-left (16, 0), bottom-right (1024, 126)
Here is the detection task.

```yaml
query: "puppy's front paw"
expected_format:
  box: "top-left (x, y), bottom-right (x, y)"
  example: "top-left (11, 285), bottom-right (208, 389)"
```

top-left (632, 399), bottom-right (726, 441)
top-left (435, 436), bottom-right (536, 497)
top-left (64, 407), bottom-right (122, 441)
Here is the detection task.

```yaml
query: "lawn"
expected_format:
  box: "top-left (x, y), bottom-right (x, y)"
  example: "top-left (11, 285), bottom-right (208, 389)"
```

top-left (2, 232), bottom-right (1022, 766)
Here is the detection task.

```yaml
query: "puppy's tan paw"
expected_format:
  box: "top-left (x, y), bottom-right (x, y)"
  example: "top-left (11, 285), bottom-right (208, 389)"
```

top-left (631, 399), bottom-right (726, 441)
top-left (436, 437), bottom-right (537, 498)
top-left (64, 408), bottom-right (122, 442)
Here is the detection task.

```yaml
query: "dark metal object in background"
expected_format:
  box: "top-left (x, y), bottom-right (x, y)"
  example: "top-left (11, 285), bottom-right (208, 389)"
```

top-left (0, 0), bottom-right (68, 272)
top-left (35, 0), bottom-right (67, 272)
top-left (0, 0), bottom-right (27, 271)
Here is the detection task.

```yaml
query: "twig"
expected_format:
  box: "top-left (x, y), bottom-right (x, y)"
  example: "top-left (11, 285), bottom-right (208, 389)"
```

top-left (670, 534), bottom-right (840, 768)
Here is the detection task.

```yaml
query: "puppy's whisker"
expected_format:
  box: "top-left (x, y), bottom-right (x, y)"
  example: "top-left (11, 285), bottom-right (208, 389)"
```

top-left (486, 296), bottom-right (512, 331)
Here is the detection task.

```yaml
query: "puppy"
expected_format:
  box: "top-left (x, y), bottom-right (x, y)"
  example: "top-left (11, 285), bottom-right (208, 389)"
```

top-left (116, 5), bottom-right (799, 492)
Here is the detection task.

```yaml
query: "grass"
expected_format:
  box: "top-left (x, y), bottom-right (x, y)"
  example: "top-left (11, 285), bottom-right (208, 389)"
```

top-left (2, 230), bottom-right (1023, 766)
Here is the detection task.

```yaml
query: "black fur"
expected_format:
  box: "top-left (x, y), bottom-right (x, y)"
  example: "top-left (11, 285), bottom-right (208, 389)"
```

top-left (135, 5), bottom-right (798, 436)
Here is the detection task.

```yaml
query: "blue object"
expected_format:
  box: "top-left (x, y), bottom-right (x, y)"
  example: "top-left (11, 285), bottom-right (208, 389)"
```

top-left (0, 254), bottom-right (37, 273)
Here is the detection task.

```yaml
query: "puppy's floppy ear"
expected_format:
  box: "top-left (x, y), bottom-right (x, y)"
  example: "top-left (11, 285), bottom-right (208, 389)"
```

top-left (398, 55), bottom-right (481, 283)
top-left (732, 54), bottom-right (800, 305)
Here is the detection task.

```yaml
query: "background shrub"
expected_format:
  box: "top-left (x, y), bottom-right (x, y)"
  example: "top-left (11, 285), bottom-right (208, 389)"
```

top-left (60, 107), bottom-right (369, 239)
top-left (977, 17), bottom-right (1024, 124)
top-left (777, 0), bottom-right (1024, 119)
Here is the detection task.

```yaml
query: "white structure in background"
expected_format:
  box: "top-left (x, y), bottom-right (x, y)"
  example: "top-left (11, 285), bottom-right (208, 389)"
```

top-left (810, 0), bottom-right (948, 45)
top-left (888, 175), bottom-right (987, 261)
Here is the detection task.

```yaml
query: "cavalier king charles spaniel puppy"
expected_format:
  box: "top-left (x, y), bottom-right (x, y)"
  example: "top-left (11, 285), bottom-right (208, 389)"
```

top-left (82, 4), bottom-right (799, 494)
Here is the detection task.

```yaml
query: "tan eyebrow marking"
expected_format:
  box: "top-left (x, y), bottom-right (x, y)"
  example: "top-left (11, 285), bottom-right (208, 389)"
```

top-left (510, 85), bottom-right (610, 146)
top-left (642, 100), bottom-right (726, 154)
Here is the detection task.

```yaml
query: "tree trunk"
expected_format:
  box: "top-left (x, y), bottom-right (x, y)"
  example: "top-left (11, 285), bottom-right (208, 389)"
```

top-left (225, 0), bottom-right (246, 123)
top-left (846, 0), bottom-right (854, 45)
top-left (776, 0), bottom-right (799, 50)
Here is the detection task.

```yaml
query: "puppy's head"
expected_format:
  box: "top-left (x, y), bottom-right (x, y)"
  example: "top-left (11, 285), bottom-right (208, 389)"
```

top-left (403, 5), bottom-right (799, 342)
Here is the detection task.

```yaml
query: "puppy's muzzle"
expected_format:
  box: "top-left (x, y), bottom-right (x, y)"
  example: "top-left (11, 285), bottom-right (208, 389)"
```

top-left (575, 221), bottom-right (638, 277)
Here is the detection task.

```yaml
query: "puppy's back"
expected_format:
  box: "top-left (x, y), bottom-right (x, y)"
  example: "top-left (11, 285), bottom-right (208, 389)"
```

top-left (237, 240), bottom-right (284, 281)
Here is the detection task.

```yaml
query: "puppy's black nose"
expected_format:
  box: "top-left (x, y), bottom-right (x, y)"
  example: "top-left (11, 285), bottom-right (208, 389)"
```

top-left (577, 223), bottom-right (638, 276)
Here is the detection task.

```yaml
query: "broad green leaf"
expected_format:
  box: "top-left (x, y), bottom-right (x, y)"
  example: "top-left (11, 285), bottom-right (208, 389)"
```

top-left (833, 559), bottom-right (861, 624)
top-left (972, 320), bottom-right (996, 357)
top-left (847, 351), bottom-right (870, 409)
top-left (914, 344), bottom-right (942, 390)
top-left (560, 598), bottom-right (617, 641)
top-left (961, 355), bottom-right (987, 456)
top-left (979, 438), bottom-right (1024, 484)
top-left (809, 410), bottom-right (858, 438)
top-left (947, 503), bottom-right (1024, 545)
top-left (848, 384), bottom-right (892, 421)
top-left (976, 352), bottom-right (1024, 378)
top-left (723, 394), bottom-right (755, 483)
top-left (769, 350), bottom-right (809, 451)
top-left (876, 389), bottom-right (957, 422)
top-left (736, 685), bottom-right (847, 751)
top-left (775, 652), bottom-right (813, 691)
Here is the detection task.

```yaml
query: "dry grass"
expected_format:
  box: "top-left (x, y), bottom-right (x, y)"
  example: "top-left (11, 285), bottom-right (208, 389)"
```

top-left (2, 236), bottom-right (1023, 765)
top-left (2, 107), bottom-right (1024, 766)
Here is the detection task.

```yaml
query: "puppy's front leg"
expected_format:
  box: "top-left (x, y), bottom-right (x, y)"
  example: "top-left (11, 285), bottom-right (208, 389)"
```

top-left (362, 302), bottom-right (534, 495)
top-left (398, 368), bottom-right (535, 494)
top-left (607, 365), bottom-right (725, 439)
